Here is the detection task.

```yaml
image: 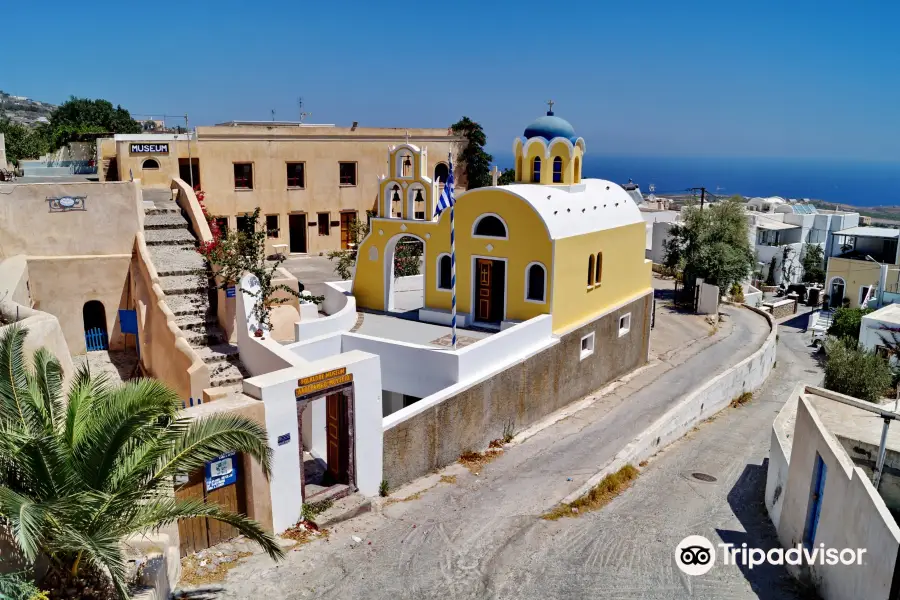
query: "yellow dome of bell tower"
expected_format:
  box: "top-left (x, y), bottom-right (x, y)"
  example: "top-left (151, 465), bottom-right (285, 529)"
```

top-left (512, 101), bottom-right (585, 185)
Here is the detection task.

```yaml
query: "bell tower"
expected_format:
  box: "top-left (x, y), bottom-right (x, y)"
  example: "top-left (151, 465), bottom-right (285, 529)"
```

top-left (513, 103), bottom-right (586, 185)
top-left (377, 142), bottom-right (435, 220)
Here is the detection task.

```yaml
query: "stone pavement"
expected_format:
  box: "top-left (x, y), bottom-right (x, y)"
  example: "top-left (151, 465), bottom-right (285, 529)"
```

top-left (175, 302), bottom-right (773, 599)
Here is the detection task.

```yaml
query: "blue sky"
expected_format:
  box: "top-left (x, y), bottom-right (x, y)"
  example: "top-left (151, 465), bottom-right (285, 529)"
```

top-left (6, 0), bottom-right (899, 161)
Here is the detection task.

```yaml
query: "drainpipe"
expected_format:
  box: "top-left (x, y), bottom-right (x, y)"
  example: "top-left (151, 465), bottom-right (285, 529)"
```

top-left (879, 263), bottom-right (889, 307)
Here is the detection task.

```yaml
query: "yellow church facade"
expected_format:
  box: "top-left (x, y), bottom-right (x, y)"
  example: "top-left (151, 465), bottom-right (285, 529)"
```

top-left (351, 109), bottom-right (652, 335)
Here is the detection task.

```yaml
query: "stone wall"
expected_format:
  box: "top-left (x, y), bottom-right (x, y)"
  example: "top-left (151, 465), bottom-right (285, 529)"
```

top-left (383, 292), bottom-right (652, 487)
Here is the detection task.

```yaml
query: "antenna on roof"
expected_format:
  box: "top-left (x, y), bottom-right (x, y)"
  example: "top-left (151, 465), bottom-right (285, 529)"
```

top-left (271, 109), bottom-right (275, 122)
top-left (298, 97), bottom-right (311, 123)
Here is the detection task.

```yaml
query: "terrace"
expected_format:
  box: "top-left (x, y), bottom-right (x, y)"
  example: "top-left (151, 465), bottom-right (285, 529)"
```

top-left (832, 226), bottom-right (900, 264)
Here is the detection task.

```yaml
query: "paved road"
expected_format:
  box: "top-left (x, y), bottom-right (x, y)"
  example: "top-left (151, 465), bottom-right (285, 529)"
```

top-left (480, 311), bottom-right (823, 600)
top-left (193, 304), bottom-right (778, 599)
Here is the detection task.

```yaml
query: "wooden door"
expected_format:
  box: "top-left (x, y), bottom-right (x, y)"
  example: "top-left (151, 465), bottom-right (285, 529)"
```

top-left (289, 214), bottom-right (307, 253)
top-left (476, 259), bottom-right (493, 322)
top-left (340, 212), bottom-right (357, 250)
top-left (326, 393), bottom-right (344, 484)
top-left (175, 471), bottom-right (208, 557)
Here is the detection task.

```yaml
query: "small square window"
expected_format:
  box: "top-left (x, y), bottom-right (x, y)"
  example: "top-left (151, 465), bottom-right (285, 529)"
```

top-left (318, 212), bottom-right (330, 236)
top-left (618, 313), bottom-right (632, 337)
top-left (287, 162), bottom-right (305, 188)
top-left (234, 163), bottom-right (253, 189)
top-left (266, 215), bottom-right (279, 238)
top-left (580, 332), bottom-right (595, 360)
top-left (236, 214), bottom-right (253, 235)
top-left (214, 217), bottom-right (229, 233)
top-left (339, 162), bottom-right (357, 186)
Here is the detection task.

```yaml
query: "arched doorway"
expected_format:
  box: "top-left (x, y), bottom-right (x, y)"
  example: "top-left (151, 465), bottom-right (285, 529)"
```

top-left (433, 163), bottom-right (449, 184)
top-left (828, 278), bottom-right (845, 309)
top-left (83, 300), bottom-right (108, 351)
top-left (384, 234), bottom-right (425, 314)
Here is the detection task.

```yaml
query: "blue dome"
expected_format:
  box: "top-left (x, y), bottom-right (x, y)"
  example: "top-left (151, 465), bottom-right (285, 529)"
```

top-left (523, 112), bottom-right (578, 142)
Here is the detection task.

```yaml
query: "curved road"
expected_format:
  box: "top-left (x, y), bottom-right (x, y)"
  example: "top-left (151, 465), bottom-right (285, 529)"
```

top-left (200, 305), bottom-right (772, 599)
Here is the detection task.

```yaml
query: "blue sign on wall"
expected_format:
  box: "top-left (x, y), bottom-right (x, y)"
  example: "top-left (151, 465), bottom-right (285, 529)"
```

top-left (119, 309), bottom-right (138, 335)
top-left (226, 286), bottom-right (236, 298)
top-left (277, 433), bottom-right (291, 446)
top-left (205, 451), bottom-right (238, 492)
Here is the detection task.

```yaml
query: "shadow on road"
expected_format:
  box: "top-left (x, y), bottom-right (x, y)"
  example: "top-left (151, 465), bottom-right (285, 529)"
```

top-left (715, 460), bottom-right (805, 599)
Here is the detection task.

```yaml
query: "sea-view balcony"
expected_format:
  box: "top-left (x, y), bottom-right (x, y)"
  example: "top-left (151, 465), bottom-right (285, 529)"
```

top-left (831, 226), bottom-right (900, 265)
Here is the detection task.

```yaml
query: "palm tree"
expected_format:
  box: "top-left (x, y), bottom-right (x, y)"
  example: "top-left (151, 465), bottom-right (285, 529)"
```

top-left (0, 325), bottom-right (284, 598)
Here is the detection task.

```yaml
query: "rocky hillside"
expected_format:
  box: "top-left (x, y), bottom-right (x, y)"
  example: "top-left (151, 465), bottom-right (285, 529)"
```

top-left (0, 90), bottom-right (56, 126)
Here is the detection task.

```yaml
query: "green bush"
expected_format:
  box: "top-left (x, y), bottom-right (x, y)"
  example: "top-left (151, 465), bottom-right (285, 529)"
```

top-left (824, 338), bottom-right (895, 403)
top-left (827, 307), bottom-right (873, 340)
top-left (0, 572), bottom-right (47, 600)
top-left (730, 282), bottom-right (745, 303)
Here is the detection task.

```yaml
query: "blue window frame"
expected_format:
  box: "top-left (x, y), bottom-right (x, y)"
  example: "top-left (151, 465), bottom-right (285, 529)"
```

top-left (802, 453), bottom-right (827, 549)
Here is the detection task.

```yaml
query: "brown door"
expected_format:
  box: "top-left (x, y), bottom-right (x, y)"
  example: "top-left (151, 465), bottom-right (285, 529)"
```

top-left (289, 214), bottom-right (307, 253)
top-left (340, 212), bottom-right (357, 250)
top-left (175, 462), bottom-right (245, 557)
top-left (326, 393), bottom-right (347, 484)
top-left (476, 259), bottom-right (493, 321)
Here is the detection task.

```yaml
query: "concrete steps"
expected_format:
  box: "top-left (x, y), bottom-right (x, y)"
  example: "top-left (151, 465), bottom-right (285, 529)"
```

top-left (159, 275), bottom-right (206, 295)
top-left (209, 361), bottom-right (249, 387)
top-left (309, 493), bottom-right (372, 529)
top-left (145, 228), bottom-right (197, 246)
top-left (142, 202), bottom-right (250, 395)
top-left (148, 246), bottom-right (207, 277)
top-left (144, 213), bottom-right (190, 230)
top-left (166, 294), bottom-right (210, 317)
top-left (196, 343), bottom-right (241, 364)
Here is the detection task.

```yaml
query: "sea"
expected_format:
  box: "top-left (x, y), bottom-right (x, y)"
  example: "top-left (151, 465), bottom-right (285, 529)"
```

top-left (493, 154), bottom-right (900, 207)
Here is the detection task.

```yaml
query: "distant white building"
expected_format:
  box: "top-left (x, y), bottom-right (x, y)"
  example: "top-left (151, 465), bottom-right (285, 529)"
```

top-left (645, 196), bottom-right (859, 285)
top-left (746, 199), bottom-right (858, 285)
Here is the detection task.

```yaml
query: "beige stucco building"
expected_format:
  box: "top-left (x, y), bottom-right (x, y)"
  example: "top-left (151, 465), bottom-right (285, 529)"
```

top-left (100, 124), bottom-right (465, 255)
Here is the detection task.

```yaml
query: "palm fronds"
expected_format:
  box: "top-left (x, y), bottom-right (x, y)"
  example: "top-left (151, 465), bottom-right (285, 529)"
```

top-left (0, 325), bottom-right (284, 598)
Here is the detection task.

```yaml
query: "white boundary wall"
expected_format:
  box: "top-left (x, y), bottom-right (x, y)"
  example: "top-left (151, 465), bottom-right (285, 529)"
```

top-left (562, 305), bottom-right (776, 503)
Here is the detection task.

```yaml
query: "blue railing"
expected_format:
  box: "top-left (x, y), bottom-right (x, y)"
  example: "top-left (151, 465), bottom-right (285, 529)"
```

top-left (85, 328), bottom-right (108, 351)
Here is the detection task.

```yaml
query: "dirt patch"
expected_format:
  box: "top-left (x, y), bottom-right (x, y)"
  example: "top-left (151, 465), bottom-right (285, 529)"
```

top-left (731, 391), bottom-right (753, 408)
top-left (179, 551), bottom-right (253, 586)
top-left (542, 465), bottom-right (639, 520)
top-left (281, 520), bottom-right (329, 548)
top-left (384, 490), bottom-right (423, 505)
top-left (458, 449), bottom-right (503, 474)
top-left (439, 475), bottom-right (457, 484)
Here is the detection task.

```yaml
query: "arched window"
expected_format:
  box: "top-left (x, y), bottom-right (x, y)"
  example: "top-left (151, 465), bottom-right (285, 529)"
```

top-left (532, 156), bottom-right (541, 183)
top-left (473, 214), bottom-right (508, 238)
top-left (574, 157), bottom-right (581, 183)
top-left (526, 263), bottom-right (546, 302)
top-left (437, 254), bottom-right (452, 290)
top-left (595, 252), bottom-right (602, 284)
top-left (434, 162), bottom-right (449, 184)
top-left (142, 158), bottom-right (160, 170)
top-left (552, 156), bottom-right (563, 183)
top-left (588, 255), bottom-right (595, 287)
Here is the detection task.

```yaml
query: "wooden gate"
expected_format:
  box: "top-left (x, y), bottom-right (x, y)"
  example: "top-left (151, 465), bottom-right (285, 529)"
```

top-left (175, 454), bottom-right (245, 556)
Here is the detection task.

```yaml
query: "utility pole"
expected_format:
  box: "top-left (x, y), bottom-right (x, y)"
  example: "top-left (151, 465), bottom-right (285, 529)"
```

top-left (689, 187), bottom-right (707, 209)
top-left (184, 114), bottom-right (194, 191)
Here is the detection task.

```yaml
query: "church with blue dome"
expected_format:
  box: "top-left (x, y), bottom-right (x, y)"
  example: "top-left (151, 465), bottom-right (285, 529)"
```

top-left (513, 102), bottom-right (586, 185)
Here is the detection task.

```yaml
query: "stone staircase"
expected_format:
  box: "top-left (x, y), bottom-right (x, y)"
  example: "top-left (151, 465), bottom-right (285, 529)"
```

top-left (143, 194), bottom-right (249, 396)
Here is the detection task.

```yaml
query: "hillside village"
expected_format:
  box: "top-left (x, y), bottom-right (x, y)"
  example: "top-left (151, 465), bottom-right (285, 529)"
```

top-left (2, 90), bottom-right (900, 600)
top-left (0, 90), bottom-right (55, 125)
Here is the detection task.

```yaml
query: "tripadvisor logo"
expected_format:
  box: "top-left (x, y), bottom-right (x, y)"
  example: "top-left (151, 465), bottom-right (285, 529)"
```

top-left (675, 535), bottom-right (867, 575)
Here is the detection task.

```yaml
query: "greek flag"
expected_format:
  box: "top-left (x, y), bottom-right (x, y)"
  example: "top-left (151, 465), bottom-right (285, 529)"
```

top-left (436, 156), bottom-right (458, 349)
top-left (435, 160), bottom-right (455, 216)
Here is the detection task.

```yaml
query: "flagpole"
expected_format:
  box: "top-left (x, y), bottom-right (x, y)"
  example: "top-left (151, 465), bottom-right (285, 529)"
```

top-left (449, 159), bottom-right (458, 350)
